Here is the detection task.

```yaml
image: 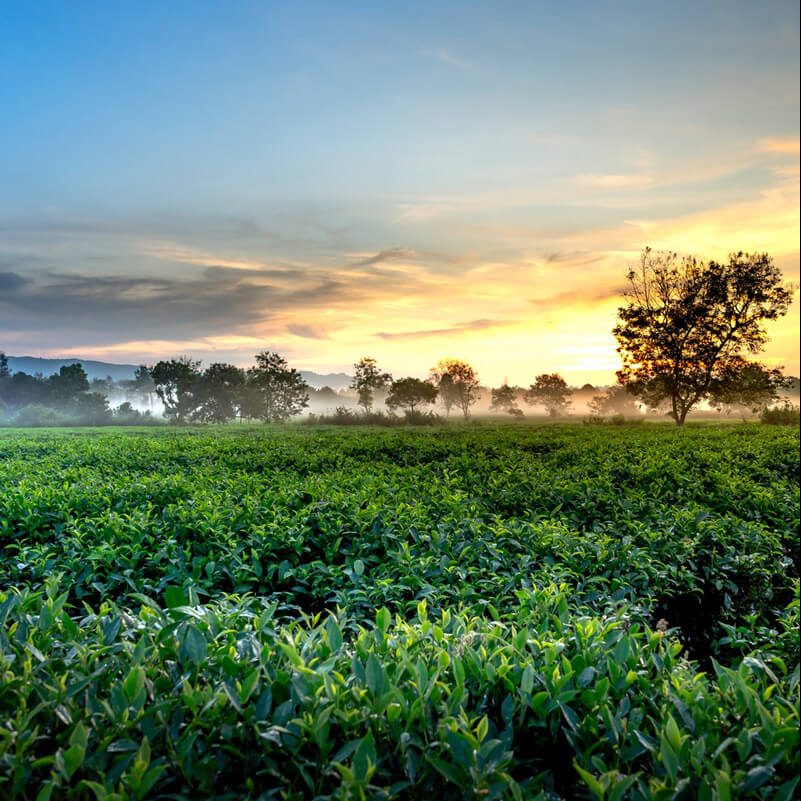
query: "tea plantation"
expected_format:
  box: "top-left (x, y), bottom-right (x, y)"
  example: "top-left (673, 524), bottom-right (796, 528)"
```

top-left (0, 423), bottom-right (798, 800)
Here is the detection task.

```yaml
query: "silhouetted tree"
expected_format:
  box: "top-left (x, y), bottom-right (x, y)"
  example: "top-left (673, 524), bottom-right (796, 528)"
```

top-left (151, 357), bottom-right (202, 423)
top-left (386, 377), bottom-right (438, 414)
top-left (48, 364), bottom-right (90, 407)
top-left (430, 359), bottom-right (481, 419)
top-left (194, 363), bottom-right (246, 422)
top-left (614, 249), bottom-right (793, 425)
top-left (124, 365), bottom-right (155, 408)
top-left (72, 391), bottom-right (111, 425)
top-left (247, 352), bottom-right (309, 422)
top-left (490, 384), bottom-right (522, 416)
top-left (351, 357), bottom-right (392, 412)
top-left (0, 352), bottom-right (9, 379)
top-left (708, 359), bottom-right (790, 415)
top-left (525, 373), bottom-right (572, 416)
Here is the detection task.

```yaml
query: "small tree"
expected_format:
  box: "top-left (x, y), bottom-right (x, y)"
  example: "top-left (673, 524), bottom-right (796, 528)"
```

top-left (614, 248), bottom-right (793, 425)
top-left (386, 377), bottom-right (438, 415)
top-left (524, 373), bottom-right (572, 417)
top-left (490, 384), bottom-right (522, 416)
top-left (430, 359), bottom-right (481, 419)
top-left (151, 357), bottom-right (202, 423)
top-left (0, 352), bottom-right (9, 379)
top-left (708, 359), bottom-right (790, 415)
top-left (351, 357), bottom-right (392, 412)
top-left (247, 351), bottom-right (309, 422)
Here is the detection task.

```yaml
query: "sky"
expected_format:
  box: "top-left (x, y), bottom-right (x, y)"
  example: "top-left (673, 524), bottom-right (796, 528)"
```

top-left (1, 0), bottom-right (799, 386)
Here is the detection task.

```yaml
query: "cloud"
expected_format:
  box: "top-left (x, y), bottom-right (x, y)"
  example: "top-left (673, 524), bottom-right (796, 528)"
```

top-left (758, 137), bottom-right (800, 155)
top-left (376, 318), bottom-right (507, 341)
top-left (350, 247), bottom-right (418, 267)
top-left (428, 48), bottom-right (473, 71)
top-left (0, 272), bottom-right (29, 291)
top-left (529, 286), bottom-right (622, 311)
top-left (287, 323), bottom-right (330, 339)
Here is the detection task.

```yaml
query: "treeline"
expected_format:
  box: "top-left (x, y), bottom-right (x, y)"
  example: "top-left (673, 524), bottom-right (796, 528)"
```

top-left (2, 349), bottom-right (796, 428)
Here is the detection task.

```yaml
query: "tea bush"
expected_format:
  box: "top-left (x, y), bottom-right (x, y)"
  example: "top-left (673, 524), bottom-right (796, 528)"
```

top-left (0, 423), bottom-right (798, 799)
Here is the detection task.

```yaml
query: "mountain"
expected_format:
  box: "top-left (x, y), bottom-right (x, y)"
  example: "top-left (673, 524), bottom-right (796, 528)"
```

top-left (6, 356), bottom-right (141, 382)
top-left (4, 355), bottom-right (352, 389)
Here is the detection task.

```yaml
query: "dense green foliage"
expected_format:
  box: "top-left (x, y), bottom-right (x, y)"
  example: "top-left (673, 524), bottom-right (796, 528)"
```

top-left (0, 424), bottom-right (798, 800)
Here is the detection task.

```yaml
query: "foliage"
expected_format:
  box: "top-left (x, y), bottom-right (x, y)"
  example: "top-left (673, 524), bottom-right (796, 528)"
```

top-left (150, 357), bottom-right (202, 423)
top-left (490, 384), bottom-right (522, 416)
top-left (588, 386), bottom-right (640, 418)
top-left (760, 402), bottom-right (800, 426)
top-left (0, 423), bottom-right (798, 798)
top-left (194, 363), bottom-right (247, 423)
top-left (614, 249), bottom-right (793, 425)
top-left (386, 377), bottom-right (438, 414)
top-left (709, 360), bottom-right (790, 415)
top-left (351, 357), bottom-right (393, 412)
top-left (525, 374), bottom-right (572, 417)
top-left (245, 352), bottom-right (310, 423)
top-left (430, 359), bottom-right (481, 419)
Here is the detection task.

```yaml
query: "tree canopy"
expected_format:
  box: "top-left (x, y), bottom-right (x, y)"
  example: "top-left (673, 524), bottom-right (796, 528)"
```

top-left (613, 249), bottom-right (793, 424)
top-left (247, 352), bottom-right (310, 423)
top-left (386, 377), bottom-right (438, 415)
top-left (430, 359), bottom-right (481, 419)
top-left (524, 373), bottom-right (572, 417)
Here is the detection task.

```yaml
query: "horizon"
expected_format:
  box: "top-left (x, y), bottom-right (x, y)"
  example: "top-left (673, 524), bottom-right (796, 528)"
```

top-left (1, 2), bottom-right (799, 385)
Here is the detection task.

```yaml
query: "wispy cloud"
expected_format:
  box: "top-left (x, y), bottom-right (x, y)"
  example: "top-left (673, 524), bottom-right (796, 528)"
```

top-left (428, 47), bottom-right (473, 71)
top-left (376, 318), bottom-right (507, 341)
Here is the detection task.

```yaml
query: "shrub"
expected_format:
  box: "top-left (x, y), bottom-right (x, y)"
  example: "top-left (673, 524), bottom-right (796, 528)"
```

top-left (761, 402), bottom-right (800, 425)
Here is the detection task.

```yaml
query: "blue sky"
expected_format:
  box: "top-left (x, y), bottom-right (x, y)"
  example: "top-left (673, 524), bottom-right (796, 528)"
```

top-left (1, 1), bottom-right (798, 383)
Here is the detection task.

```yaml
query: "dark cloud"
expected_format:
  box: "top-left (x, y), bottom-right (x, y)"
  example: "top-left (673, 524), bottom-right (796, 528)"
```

top-left (544, 252), bottom-right (606, 266)
top-left (352, 247), bottom-right (418, 267)
top-left (0, 272), bottom-right (29, 291)
top-left (376, 318), bottom-right (505, 341)
top-left (286, 323), bottom-right (330, 339)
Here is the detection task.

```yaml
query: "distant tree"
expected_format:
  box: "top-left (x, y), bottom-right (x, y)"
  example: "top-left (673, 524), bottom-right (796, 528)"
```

top-left (708, 359), bottom-right (790, 415)
top-left (246, 352), bottom-right (310, 422)
top-left (72, 391), bottom-right (111, 425)
top-left (3, 371), bottom-right (46, 408)
top-left (48, 363), bottom-right (90, 407)
top-left (430, 359), bottom-right (481, 419)
top-left (151, 357), bottom-right (203, 423)
top-left (351, 357), bottom-right (392, 412)
top-left (490, 384), bottom-right (522, 416)
top-left (614, 248), bottom-right (794, 425)
top-left (524, 373), bottom-right (572, 417)
top-left (195, 363), bottom-right (246, 423)
top-left (587, 385), bottom-right (640, 417)
top-left (310, 386), bottom-right (341, 407)
top-left (0, 352), bottom-right (9, 379)
top-left (386, 377), bottom-right (438, 415)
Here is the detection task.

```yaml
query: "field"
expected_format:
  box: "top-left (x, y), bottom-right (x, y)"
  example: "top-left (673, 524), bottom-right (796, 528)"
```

top-left (0, 423), bottom-right (798, 800)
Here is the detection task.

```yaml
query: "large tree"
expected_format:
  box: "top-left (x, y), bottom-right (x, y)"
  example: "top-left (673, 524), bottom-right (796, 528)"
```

top-left (386, 377), bottom-right (438, 415)
top-left (613, 249), bottom-right (793, 425)
top-left (524, 373), bottom-right (572, 417)
top-left (351, 357), bottom-right (392, 412)
top-left (430, 359), bottom-right (481, 419)
top-left (246, 352), bottom-right (309, 422)
top-left (151, 357), bottom-right (202, 423)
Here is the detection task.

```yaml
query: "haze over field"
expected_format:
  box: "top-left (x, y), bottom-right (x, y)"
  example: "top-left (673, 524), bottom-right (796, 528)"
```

top-left (1, 1), bottom-right (798, 385)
